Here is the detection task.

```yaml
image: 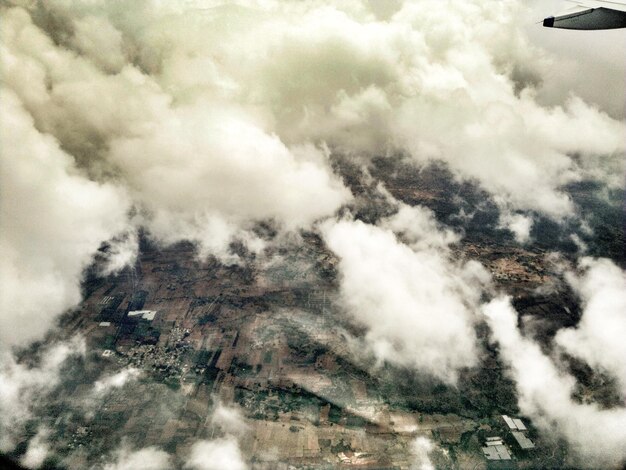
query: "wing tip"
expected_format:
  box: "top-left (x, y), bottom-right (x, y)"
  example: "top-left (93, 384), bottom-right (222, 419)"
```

top-left (543, 16), bottom-right (555, 27)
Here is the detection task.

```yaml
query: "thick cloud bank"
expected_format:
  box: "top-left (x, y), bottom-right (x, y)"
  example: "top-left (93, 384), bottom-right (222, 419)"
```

top-left (322, 205), bottom-right (490, 383)
top-left (0, 1), bottom-right (624, 466)
top-left (485, 297), bottom-right (626, 468)
top-left (0, 89), bottom-right (130, 347)
top-left (1, 0), bottom-right (623, 347)
top-left (556, 258), bottom-right (626, 394)
top-left (0, 338), bottom-right (85, 452)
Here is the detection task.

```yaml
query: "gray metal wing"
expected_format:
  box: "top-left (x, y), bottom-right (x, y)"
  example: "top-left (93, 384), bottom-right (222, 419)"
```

top-left (544, 0), bottom-right (626, 29)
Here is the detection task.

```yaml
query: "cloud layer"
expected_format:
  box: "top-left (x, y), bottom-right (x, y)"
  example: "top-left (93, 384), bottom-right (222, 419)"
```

top-left (0, 1), bottom-right (624, 467)
top-left (2, 0), bottom-right (624, 348)
top-left (485, 296), bottom-right (626, 468)
top-left (0, 338), bottom-right (85, 452)
top-left (321, 204), bottom-right (490, 383)
top-left (556, 258), bottom-right (626, 394)
top-left (0, 89), bottom-right (130, 347)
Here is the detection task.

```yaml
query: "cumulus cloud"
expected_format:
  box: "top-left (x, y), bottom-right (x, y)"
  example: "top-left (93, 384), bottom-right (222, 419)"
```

top-left (93, 368), bottom-right (142, 395)
top-left (1, 3), bottom-right (350, 251)
top-left (321, 208), bottom-right (490, 383)
top-left (380, 203), bottom-right (460, 250)
top-left (210, 401), bottom-right (249, 438)
top-left (2, 0), bottom-right (624, 348)
top-left (184, 438), bottom-right (248, 470)
top-left (498, 211), bottom-right (533, 244)
top-left (97, 402), bottom-right (248, 470)
top-left (102, 445), bottom-right (171, 470)
top-left (410, 436), bottom-right (435, 470)
top-left (0, 89), bottom-right (130, 347)
top-left (484, 297), bottom-right (626, 468)
top-left (0, 338), bottom-right (85, 452)
top-left (184, 400), bottom-right (249, 470)
top-left (556, 258), bottom-right (626, 394)
top-left (0, 1), bottom-right (350, 347)
top-left (20, 427), bottom-right (51, 470)
top-left (0, 1), bottom-right (624, 467)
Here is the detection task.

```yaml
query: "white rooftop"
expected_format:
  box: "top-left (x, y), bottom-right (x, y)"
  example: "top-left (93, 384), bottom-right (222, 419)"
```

top-left (513, 418), bottom-right (527, 431)
top-left (512, 431), bottom-right (535, 450)
top-left (502, 415), bottom-right (528, 431)
top-left (502, 415), bottom-right (517, 429)
top-left (128, 310), bottom-right (157, 321)
top-left (482, 444), bottom-right (511, 460)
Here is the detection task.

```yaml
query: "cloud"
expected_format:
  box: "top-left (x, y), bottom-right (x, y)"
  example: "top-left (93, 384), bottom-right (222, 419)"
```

top-left (379, 203), bottom-right (460, 250)
top-left (2, 0), bottom-right (624, 349)
top-left (0, 338), bottom-right (85, 452)
top-left (185, 401), bottom-right (249, 470)
top-left (102, 445), bottom-right (171, 470)
top-left (210, 401), bottom-right (249, 438)
top-left (0, 89), bottom-right (130, 348)
top-left (484, 297), bottom-right (626, 468)
top-left (150, 0), bottom-right (622, 217)
top-left (184, 437), bottom-right (248, 470)
top-left (20, 427), bottom-right (50, 470)
top-left (99, 229), bottom-right (140, 277)
top-left (0, 1), bottom-right (624, 467)
top-left (107, 107), bottom-right (350, 260)
top-left (410, 436), bottom-right (435, 470)
top-left (93, 368), bottom-right (142, 395)
top-left (321, 207), bottom-right (490, 383)
top-left (498, 211), bottom-right (533, 244)
top-left (97, 402), bottom-right (248, 470)
top-left (0, 2), bottom-right (350, 347)
top-left (2, 3), bottom-right (351, 258)
top-left (556, 258), bottom-right (626, 394)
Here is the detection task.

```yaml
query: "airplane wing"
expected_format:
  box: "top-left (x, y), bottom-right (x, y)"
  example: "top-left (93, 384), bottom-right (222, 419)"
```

top-left (543, 0), bottom-right (626, 29)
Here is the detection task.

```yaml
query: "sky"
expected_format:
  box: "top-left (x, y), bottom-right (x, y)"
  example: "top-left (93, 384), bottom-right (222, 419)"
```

top-left (0, 0), bottom-right (625, 468)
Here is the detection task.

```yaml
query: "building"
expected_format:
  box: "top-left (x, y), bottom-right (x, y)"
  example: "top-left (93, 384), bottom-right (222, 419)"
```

top-left (511, 431), bottom-right (535, 450)
top-left (501, 415), bottom-right (528, 432)
top-left (512, 418), bottom-right (527, 431)
top-left (482, 437), bottom-right (512, 461)
top-left (128, 310), bottom-right (157, 321)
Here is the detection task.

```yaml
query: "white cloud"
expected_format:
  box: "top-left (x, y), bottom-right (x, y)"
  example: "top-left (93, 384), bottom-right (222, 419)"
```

top-left (380, 203), bottom-right (460, 251)
top-left (498, 211), bottom-right (533, 244)
top-left (0, 338), bottom-right (85, 452)
top-left (210, 402), bottom-right (249, 438)
top-left (484, 297), bottom-right (626, 468)
top-left (321, 214), bottom-right (489, 383)
top-left (99, 229), bottom-right (140, 277)
top-left (99, 402), bottom-right (249, 470)
top-left (556, 258), bottom-right (626, 394)
top-left (93, 368), bottom-right (142, 395)
top-left (70, 14), bottom-right (126, 73)
top-left (0, 1), bottom-right (624, 466)
top-left (2, 0), bottom-right (624, 348)
top-left (185, 437), bottom-right (248, 470)
top-left (0, 89), bottom-right (130, 347)
top-left (185, 401), bottom-right (249, 470)
top-left (102, 445), bottom-right (171, 470)
top-left (107, 107), bottom-right (350, 260)
top-left (20, 427), bottom-right (50, 469)
top-left (410, 436), bottom-right (435, 470)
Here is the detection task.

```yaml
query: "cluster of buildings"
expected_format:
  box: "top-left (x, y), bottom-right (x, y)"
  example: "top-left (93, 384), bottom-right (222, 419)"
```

top-left (482, 415), bottom-right (536, 465)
